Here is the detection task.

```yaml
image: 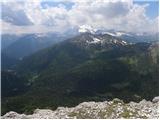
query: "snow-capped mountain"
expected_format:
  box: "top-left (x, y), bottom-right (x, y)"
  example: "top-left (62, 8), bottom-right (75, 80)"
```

top-left (77, 25), bottom-right (129, 47)
top-left (85, 35), bottom-right (127, 46)
top-left (78, 25), bottom-right (98, 34)
top-left (78, 25), bottom-right (131, 36)
top-left (78, 25), bottom-right (158, 43)
top-left (69, 33), bottom-right (128, 51)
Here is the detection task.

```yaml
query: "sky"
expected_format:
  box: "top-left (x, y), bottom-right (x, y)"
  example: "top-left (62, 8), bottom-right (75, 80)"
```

top-left (134, 0), bottom-right (158, 19)
top-left (0, 0), bottom-right (159, 35)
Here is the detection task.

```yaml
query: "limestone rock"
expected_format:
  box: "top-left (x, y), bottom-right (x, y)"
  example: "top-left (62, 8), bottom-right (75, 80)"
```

top-left (2, 96), bottom-right (159, 119)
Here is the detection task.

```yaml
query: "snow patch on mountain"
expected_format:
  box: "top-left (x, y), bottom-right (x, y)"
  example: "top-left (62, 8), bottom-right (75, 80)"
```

top-left (104, 32), bottom-right (116, 36)
top-left (87, 37), bottom-right (101, 44)
top-left (92, 37), bottom-right (101, 43)
top-left (113, 39), bottom-right (118, 44)
top-left (122, 40), bottom-right (127, 45)
top-left (116, 32), bottom-right (128, 36)
top-left (104, 31), bottom-right (132, 37)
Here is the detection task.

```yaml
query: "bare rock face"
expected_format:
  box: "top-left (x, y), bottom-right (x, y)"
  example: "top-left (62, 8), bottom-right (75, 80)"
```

top-left (152, 97), bottom-right (159, 103)
top-left (2, 97), bottom-right (159, 119)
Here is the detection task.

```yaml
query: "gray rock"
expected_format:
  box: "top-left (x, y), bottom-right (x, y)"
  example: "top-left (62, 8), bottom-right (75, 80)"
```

top-left (2, 111), bottom-right (26, 119)
top-left (152, 96), bottom-right (159, 103)
top-left (2, 96), bottom-right (159, 119)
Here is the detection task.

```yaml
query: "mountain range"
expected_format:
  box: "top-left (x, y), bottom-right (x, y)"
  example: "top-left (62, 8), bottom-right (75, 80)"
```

top-left (1, 25), bottom-right (158, 60)
top-left (1, 33), bottom-right (75, 70)
top-left (1, 27), bottom-right (159, 115)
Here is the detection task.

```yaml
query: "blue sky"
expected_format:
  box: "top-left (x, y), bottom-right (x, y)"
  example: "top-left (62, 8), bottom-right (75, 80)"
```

top-left (134, 0), bottom-right (159, 19)
top-left (1, 0), bottom-right (159, 34)
top-left (41, 0), bottom-right (159, 19)
top-left (40, 0), bottom-right (159, 19)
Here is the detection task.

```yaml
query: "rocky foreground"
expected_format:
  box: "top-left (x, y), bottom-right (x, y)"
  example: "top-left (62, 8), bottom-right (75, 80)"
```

top-left (2, 97), bottom-right (159, 119)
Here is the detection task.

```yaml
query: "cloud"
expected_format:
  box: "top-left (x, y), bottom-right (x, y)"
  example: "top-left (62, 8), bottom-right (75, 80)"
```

top-left (1, 2), bottom-right (33, 26)
top-left (0, 0), bottom-right (158, 34)
top-left (0, 20), bottom-right (69, 35)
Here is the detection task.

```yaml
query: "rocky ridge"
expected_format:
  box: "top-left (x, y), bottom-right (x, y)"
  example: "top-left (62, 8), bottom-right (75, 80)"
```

top-left (2, 97), bottom-right (159, 119)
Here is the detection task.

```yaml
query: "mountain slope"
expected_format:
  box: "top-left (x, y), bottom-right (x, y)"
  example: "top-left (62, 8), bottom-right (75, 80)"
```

top-left (1, 34), bottom-right (21, 50)
top-left (1, 70), bottom-right (29, 98)
top-left (15, 33), bottom-right (128, 75)
top-left (2, 33), bottom-right (69, 60)
top-left (1, 33), bottom-right (71, 70)
top-left (1, 33), bottom-right (158, 115)
top-left (1, 53), bottom-right (19, 70)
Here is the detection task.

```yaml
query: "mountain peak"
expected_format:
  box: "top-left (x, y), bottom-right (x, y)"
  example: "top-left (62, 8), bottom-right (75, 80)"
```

top-left (78, 25), bottom-right (97, 34)
top-left (70, 32), bottom-right (128, 48)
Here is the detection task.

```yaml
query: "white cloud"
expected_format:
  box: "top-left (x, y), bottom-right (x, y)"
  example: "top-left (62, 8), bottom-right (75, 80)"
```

top-left (0, 0), bottom-right (158, 34)
top-left (0, 20), bottom-right (69, 35)
top-left (1, 1), bottom-right (32, 26)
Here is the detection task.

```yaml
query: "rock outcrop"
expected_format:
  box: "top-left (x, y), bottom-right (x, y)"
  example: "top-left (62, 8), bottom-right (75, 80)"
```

top-left (2, 97), bottom-right (159, 119)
